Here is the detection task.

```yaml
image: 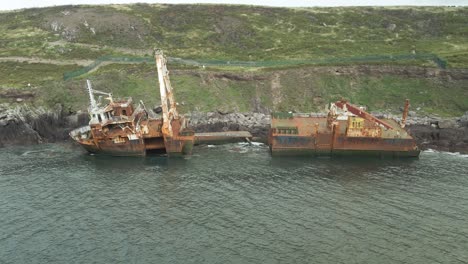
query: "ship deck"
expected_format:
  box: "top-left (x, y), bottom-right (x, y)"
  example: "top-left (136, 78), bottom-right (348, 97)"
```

top-left (271, 115), bottom-right (413, 139)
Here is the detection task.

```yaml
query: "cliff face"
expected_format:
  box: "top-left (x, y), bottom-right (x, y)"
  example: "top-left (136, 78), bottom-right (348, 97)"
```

top-left (409, 125), bottom-right (468, 153)
top-left (0, 104), bottom-right (88, 147)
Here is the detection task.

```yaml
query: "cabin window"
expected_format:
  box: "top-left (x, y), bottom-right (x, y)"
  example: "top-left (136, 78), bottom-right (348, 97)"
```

top-left (122, 109), bottom-right (127, 116)
top-left (98, 114), bottom-right (102, 123)
top-left (276, 128), bottom-right (298, 135)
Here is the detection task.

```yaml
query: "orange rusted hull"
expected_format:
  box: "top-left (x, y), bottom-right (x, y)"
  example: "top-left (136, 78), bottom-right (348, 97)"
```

top-left (269, 113), bottom-right (420, 157)
top-left (194, 131), bottom-right (252, 145)
top-left (70, 117), bottom-right (195, 157)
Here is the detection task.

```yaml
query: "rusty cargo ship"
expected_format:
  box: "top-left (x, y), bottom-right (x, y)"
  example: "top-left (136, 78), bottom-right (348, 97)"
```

top-left (269, 100), bottom-right (420, 157)
top-left (70, 50), bottom-right (252, 157)
top-left (69, 51), bottom-right (195, 157)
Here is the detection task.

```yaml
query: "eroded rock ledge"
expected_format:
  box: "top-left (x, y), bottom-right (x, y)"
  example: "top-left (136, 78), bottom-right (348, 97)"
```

top-left (0, 104), bottom-right (88, 148)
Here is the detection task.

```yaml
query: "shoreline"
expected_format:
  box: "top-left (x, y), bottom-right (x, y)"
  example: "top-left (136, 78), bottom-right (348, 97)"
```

top-left (1, 105), bottom-right (467, 154)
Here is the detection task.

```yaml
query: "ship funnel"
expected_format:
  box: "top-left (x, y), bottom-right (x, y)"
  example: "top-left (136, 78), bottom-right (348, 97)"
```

top-left (401, 99), bottom-right (410, 128)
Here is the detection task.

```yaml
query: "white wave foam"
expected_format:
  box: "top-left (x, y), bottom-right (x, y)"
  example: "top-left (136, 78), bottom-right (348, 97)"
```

top-left (423, 149), bottom-right (468, 158)
top-left (423, 149), bottom-right (436, 153)
top-left (237, 142), bottom-right (265, 147)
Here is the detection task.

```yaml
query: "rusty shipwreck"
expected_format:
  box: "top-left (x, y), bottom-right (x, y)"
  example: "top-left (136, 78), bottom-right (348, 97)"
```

top-left (269, 100), bottom-right (420, 157)
top-left (69, 51), bottom-right (194, 156)
top-left (70, 50), bottom-right (250, 156)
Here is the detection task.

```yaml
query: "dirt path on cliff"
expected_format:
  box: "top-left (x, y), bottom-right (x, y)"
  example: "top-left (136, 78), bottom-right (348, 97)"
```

top-left (0, 56), bottom-right (149, 73)
top-left (3, 54), bottom-right (468, 83)
top-left (0, 56), bottom-right (93, 66)
top-left (48, 40), bottom-right (151, 56)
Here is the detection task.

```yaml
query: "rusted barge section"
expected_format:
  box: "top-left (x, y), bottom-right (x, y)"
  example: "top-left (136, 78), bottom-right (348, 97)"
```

top-left (70, 50), bottom-right (251, 157)
top-left (269, 100), bottom-right (420, 157)
top-left (195, 131), bottom-right (252, 145)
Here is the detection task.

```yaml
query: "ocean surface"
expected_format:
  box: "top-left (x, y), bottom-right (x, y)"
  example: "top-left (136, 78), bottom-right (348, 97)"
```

top-left (0, 143), bottom-right (467, 263)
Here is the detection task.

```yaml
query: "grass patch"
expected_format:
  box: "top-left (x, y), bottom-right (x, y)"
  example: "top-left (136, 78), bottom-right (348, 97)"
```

top-left (0, 61), bottom-right (79, 88)
top-left (64, 63), bottom-right (468, 116)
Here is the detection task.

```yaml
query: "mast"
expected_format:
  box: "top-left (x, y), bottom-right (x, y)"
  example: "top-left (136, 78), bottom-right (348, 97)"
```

top-left (86, 79), bottom-right (97, 110)
top-left (400, 99), bottom-right (410, 128)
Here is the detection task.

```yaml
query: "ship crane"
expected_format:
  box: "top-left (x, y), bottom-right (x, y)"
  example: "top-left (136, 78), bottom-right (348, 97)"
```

top-left (154, 49), bottom-right (179, 137)
top-left (334, 100), bottom-right (394, 130)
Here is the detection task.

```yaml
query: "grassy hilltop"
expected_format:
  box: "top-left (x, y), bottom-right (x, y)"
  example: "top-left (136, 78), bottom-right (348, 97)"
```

top-left (0, 4), bottom-right (467, 116)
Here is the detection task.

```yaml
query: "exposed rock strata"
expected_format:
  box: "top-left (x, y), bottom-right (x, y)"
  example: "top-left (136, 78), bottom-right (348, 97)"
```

top-left (0, 104), bottom-right (88, 148)
top-left (189, 111), bottom-right (270, 142)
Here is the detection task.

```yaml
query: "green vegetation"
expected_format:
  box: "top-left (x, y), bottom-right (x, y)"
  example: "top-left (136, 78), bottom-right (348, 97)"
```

top-left (0, 61), bottom-right (79, 88)
top-left (1, 5), bottom-right (467, 66)
top-left (0, 4), bottom-right (467, 116)
top-left (17, 62), bottom-right (463, 116)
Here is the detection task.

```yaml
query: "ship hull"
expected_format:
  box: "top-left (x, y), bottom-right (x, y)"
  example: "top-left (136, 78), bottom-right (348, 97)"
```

top-left (270, 146), bottom-right (420, 157)
top-left (270, 135), bottom-right (420, 157)
top-left (74, 139), bottom-right (147, 157)
top-left (164, 137), bottom-right (194, 157)
top-left (70, 123), bottom-right (195, 157)
top-left (269, 113), bottom-right (420, 158)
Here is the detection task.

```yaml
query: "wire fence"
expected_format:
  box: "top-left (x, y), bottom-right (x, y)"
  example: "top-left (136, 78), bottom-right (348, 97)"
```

top-left (63, 53), bottom-right (447, 80)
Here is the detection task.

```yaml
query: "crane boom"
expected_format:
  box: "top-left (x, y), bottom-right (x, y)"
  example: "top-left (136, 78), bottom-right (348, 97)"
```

top-left (155, 49), bottom-right (179, 137)
top-left (335, 100), bottom-right (394, 130)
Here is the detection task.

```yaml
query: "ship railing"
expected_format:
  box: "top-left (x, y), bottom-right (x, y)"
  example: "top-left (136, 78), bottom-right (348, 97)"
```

top-left (294, 113), bottom-right (327, 118)
top-left (111, 97), bottom-right (133, 107)
top-left (113, 97), bottom-right (132, 103)
top-left (272, 112), bottom-right (327, 119)
top-left (272, 112), bottom-right (293, 119)
top-left (69, 125), bottom-right (91, 139)
top-left (108, 115), bottom-right (133, 123)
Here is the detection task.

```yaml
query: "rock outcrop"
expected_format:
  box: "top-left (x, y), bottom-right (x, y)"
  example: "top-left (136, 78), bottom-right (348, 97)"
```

top-left (189, 111), bottom-right (270, 142)
top-left (407, 111), bottom-right (468, 153)
top-left (0, 104), bottom-right (88, 148)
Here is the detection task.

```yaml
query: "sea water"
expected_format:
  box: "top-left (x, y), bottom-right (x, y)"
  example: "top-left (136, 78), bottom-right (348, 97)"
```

top-left (1, 143), bottom-right (467, 263)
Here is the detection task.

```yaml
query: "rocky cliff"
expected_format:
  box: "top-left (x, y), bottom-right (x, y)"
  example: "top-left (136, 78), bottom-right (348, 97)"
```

top-left (0, 104), bottom-right (88, 147)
